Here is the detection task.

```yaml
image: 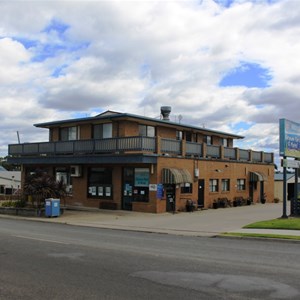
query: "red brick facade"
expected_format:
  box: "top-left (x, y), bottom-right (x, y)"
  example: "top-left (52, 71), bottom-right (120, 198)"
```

top-left (9, 110), bottom-right (274, 213)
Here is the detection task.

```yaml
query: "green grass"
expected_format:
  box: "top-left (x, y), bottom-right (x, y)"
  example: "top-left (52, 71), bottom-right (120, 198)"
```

top-left (243, 217), bottom-right (300, 230)
top-left (223, 232), bottom-right (300, 241)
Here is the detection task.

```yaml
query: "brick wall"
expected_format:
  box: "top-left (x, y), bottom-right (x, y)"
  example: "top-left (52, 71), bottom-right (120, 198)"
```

top-left (156, 156), bottom-right (274, 210)
top-left (80, 124), bottom-right (92, 139)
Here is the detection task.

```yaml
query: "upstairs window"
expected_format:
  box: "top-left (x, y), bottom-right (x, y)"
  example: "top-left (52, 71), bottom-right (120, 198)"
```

top-left (222, 138), bottom-right (228, 147)
top-left (185, 132), bottom-right (192, 142)
top-left (60, 126), bottom-right (78, 141)
top-left (93, 123), bottom-right (112, 139)
top-left (176, 130), bottom-right (183, 140)
top-left (139, 125), bottom-right (155, 137)
top-left (206, 135), bottom-right (212, 145)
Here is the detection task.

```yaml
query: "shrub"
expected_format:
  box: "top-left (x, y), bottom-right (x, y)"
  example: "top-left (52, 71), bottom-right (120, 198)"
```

top-left (1, 200), bottom-right (15, 207)
top-left (24, 169), bottom-right (67, 208)
top-left (0, 199), bottom-right (26, 208)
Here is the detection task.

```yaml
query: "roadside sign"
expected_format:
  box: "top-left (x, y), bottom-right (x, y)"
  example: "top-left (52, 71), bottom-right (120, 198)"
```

top-left (282, 159), bottom-right (300, 169)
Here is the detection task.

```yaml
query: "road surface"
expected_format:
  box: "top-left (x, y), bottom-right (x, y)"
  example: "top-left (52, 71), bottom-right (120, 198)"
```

top-left (0, 218), bottom-right (299, 299)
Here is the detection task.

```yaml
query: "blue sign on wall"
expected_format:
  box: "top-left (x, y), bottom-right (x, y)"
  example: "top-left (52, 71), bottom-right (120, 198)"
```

top-left (156, 184), bottom-right (164, 199)
top-left (280, 119), bottom-right (300, 158)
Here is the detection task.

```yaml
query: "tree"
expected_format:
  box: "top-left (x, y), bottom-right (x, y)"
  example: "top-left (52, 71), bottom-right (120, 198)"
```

top-left (23, 170), bottom-right (66, 208)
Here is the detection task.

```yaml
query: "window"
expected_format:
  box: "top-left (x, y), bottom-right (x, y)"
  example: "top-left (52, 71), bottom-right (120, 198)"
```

top-left (222, 138), bottom-right (228, 147)
top-left (139, 125), bottom-right (155, 137)
top-left (123, 167), bottom-right (149, 202)
top-left (93, 123), bottom-right (112, 139)
top-left (209, 179), bottom-right (218, 192)
top-left (222, 179), bottom-right (230, 192)
top-left (185, 132), bottom-right (192, 142)
top-left (176, 130), bottom-right (183, 140)
top-left (206, 135), bottom-right (212, 145)
top-left (55, 167), bottom-right (72, 194)
top-left (134, 168), bottom-right (150, 187)
top-left (88, 168), bottom-right (113, 198)
top-left (60, 126), bottom-right (78, 141)
top-left (181, 183), bottom-right (193, 194)
top-left (237, 179), bottom-right (246, 191)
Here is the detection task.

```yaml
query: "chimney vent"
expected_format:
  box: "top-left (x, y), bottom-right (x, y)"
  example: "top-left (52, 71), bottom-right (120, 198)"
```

top-left (160, 106), bottom-right (171, 121)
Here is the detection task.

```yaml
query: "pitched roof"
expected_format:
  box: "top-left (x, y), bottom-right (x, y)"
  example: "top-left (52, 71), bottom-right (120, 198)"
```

top-left (95, 110), bottom-right (121, 117)
top-left (34, 110), bottom-right (244, 139)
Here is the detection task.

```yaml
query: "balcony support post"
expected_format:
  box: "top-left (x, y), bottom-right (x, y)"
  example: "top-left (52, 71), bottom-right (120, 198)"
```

top-left (156, 136), bottom-right (161, 155)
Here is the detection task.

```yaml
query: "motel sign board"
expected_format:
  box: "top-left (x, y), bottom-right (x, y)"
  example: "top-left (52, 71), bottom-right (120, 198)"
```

top-left (279, 118), bottom-right (300, 217)
top-left (280, 118), bottom-right (300, 159)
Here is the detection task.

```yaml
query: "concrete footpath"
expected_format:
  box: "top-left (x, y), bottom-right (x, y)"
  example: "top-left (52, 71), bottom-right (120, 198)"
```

top-left (2, 203), bottom-right (299, 238)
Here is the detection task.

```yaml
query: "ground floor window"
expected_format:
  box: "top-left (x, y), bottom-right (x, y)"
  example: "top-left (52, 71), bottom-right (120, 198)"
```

top-left (181, 183), bottom-right (192, 194)
top-left (123, 167), bottom-right (149, 202)
top-left (237, 178), bottom-right (246, 191)
top-left (221, 179), bottom-right (230, 192)
top-left (209, 179), bottom-right (218, 192)
top-left (55, 167), bottom-right (72, 194)
top-left (88, 168), bottom-right (113, 199)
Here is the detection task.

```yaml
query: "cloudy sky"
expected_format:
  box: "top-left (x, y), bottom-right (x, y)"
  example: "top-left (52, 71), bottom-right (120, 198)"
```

top-left (1, 0), bottom-right (299, 166)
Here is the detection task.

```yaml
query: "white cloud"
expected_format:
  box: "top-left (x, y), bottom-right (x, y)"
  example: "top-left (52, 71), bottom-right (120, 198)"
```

top-left (0, 0), bottom-right (299, 164)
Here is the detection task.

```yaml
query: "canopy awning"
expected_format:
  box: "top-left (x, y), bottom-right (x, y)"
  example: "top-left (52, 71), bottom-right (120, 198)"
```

top-left (250, 171), bottom-right (267, 182)
top-left (162, 168), bottom-right (193, 184)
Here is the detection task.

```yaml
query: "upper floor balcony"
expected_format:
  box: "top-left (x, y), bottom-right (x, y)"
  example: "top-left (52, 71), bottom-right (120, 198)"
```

top-left (8, 136), bottom-right (274, 164)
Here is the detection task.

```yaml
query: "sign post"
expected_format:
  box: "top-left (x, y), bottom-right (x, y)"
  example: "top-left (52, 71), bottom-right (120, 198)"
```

top-left (293, 167), bottom-right (298, 216)
top-left (282, 157), bottom-right (288, 218)
top-left (280, 119), bottom-right (300, 217)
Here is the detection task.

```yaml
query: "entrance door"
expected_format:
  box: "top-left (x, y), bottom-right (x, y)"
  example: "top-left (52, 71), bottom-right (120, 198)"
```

top-left (165, 185), bottom-right (175, 212)
top-left (198, 179), bottom-right (205, 208)
top-left (260, 181), bottom-right (265, 201)
top-left (249, 182), bottom-right (255, 203)
top-left (122, 167), bottom-right (134, 211)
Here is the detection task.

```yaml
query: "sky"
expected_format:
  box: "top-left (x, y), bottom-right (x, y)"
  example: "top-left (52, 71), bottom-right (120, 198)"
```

top-left (1, 0), bottom-right (299, 168)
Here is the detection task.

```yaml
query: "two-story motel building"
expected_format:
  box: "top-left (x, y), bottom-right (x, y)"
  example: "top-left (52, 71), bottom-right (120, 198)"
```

top-left (7, 107), bottom-right (274, 213)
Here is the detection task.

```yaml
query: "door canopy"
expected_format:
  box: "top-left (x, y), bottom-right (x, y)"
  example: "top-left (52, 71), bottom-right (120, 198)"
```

top-left (162, 168), bottom-right (193, 184)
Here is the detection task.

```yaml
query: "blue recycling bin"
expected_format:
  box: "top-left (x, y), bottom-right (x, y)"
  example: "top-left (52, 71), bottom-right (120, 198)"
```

top-left (45, 198), bottom-right (60, 217)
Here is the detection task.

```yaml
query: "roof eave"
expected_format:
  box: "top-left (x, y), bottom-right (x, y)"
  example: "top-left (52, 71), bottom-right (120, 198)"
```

top-left (34, 112), bottom-right (244, 139)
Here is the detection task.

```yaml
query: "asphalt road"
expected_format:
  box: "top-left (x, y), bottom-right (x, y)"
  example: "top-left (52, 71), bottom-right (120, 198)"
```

top-left (0, 218), bottom-right (300, 300)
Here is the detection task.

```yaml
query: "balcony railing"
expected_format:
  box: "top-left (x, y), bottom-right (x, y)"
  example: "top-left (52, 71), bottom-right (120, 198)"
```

top-left (161, 138), bottom-right (181, 155)
top-left (224, 147), bottom-right (236, 160)
top-left (8, 136), bottom-right (274, 164)
top-left (206, 145), bottom-right (221, 158)
top-left (186, 141), bottom-right (202, 157)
